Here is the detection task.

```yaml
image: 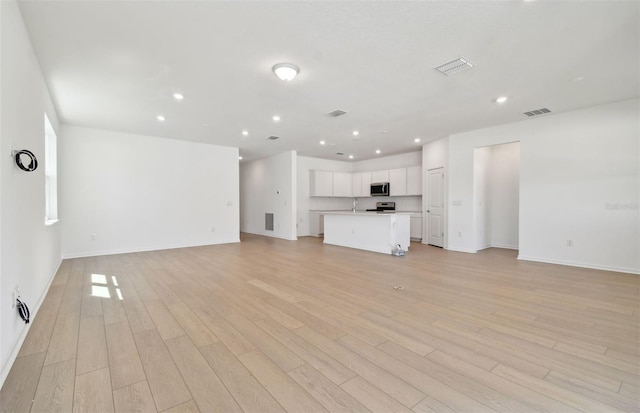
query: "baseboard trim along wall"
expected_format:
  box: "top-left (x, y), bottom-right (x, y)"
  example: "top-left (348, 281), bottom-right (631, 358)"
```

top-left (0, 259), bottom-right (63, 389)
top-left (517, 255), bottom-right (640, 275)
top-left (62, 239), bottom-right (241, 259)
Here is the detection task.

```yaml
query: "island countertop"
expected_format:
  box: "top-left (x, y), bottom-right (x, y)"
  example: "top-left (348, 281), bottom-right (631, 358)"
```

top-left (323, 211), bottom-right (410, 254)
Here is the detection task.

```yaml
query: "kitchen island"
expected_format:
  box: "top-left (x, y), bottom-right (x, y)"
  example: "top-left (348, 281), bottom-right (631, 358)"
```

top-left (323, 211), bottom-right (411, 254)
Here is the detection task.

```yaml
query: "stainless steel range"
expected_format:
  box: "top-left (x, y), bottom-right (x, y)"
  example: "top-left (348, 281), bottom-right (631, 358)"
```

top-left (366, 201), bottom-right (396, 212)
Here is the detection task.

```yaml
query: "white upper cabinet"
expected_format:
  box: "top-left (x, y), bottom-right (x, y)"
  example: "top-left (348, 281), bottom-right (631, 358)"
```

top-left (309, 170), bottom-right (333, 197)
top-left (371, 170), bottom-right (390, 183)
top-left (332, 172), bottom-right (353, 197)
top-left (352, 172), bottom-right (372, 197)
top-left (406, 166), bottom-right (422, 195)
top-left (389, 168), bottom-right (407, 196)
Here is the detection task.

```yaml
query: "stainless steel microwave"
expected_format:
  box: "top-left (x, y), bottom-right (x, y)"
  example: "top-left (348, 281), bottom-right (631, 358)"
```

top-left (370, 182), bottom-right (389, 196)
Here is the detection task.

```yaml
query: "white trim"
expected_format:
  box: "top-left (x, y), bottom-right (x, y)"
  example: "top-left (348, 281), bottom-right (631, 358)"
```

top-left (489, 243), bottom-right (519, 250)
top-left (0, 259), bottom-right (62, 388)
top-left (445, 246), bottom-right (477, 253)
top-left (517, 255), bottom-right (639, 275)
top-left (62, 238), bottom-right (241, 259)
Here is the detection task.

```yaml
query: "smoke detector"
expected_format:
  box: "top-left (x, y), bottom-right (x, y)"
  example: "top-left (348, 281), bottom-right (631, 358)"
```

top-left (434, 57), bottom-right (474, 76)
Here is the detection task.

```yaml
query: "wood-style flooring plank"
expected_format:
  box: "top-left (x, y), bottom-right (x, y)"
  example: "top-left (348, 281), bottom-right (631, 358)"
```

top-left (31, 358), bottom-right (75, 413)
top-left (199, 342), bottom-right (285, 413)
top-left (76, 315), bottom-right (108, 375)
top-left (105, 321), bottom-right (146, 389)
top-left (238, 350), bottom-right (330, 413)
top-left (0, 352), bottom-right (46, 413)
top-left (340, 376), bottom-right (413, 413)
top-left (164, 335), bottom-right (242, 413)
top-left (72, 367), bottom-right (114, 413)
top-left (132, 328), bottom-right (191, 411)
top-left (112, 380), bottom-right (157, 413)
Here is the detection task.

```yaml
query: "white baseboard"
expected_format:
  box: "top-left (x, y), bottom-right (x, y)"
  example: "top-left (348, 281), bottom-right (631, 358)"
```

top-left (0, 258), bottom-right (62, 389)
top-left (445, 247), bottom-right (477, 253)
top-left (491, 243), bottom-right (519, 250)
top-left (517, 255), bottom-right (640, 275)
top-left (62, 238), bottom-right (241, 259)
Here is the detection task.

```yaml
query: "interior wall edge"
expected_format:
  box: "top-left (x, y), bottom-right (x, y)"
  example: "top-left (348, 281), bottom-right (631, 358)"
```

top-left (517, 255), bottom-right (640, 275)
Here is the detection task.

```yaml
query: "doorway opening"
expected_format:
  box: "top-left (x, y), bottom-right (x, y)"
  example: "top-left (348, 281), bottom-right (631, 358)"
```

top-left (473, 141), bottom-right (520, 252)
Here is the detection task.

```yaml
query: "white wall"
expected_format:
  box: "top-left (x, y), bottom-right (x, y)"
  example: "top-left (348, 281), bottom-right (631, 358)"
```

top-left (1, 0), bottom-right (62, 386)
top-left (488, 142), bottom-right (520, 249)
top-left (241, 151), bottom-right (297, 240)
top-left (61, 126), bottom-right (240, 257)
top-left (449, 99), bottom-right (639, 273)
top-left (352, 151), bottom-right (421, 172)
top-left (473, 147), bottom-right (491, 250)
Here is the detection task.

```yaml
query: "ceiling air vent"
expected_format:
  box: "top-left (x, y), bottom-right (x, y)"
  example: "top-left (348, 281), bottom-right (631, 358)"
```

top-left (523, 108), bottom-right (552, 117)
top-left (267, 135), bottom-right (280, 140)
top-left (326, 109), bottom-right (347, 117)
top-left (434, 57), bottom-right (474, 76)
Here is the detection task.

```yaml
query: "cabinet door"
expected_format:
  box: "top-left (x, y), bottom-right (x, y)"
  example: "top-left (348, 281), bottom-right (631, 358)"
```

top-left (406, 166), bottom-right (422, 195)
top-left (332, 172), bottom-right (353, 197)
top-left (352, 173), bottom-right (363, 197)
top-left (371, 170), bottom-right (389, 183)
top-left (389, 168), bottom-right (407, 196)
top-left (410, 217), bottom-right (422, 240)
top-left (360, 172), bottom-right (372, 197)
top-left (309, 170), bottom-right (333, 197)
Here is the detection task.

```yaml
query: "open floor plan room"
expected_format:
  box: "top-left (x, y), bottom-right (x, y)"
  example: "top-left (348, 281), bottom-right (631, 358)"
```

top-left (1, 234), bottom-right (638, 413)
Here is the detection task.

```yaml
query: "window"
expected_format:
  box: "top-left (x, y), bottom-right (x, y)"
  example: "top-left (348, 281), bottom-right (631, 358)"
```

top-left (44, 114), bottom-right (58, 224)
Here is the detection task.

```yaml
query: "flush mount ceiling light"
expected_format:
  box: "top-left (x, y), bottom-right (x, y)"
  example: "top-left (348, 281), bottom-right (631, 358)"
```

top-left (496, 96), bottom-right (508, 104)
top-left (272, 63), bottom-right (299, 81)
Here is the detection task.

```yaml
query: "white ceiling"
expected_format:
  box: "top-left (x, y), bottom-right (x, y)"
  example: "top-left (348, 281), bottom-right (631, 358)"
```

top-left (18, 0), bottom-right (640, 162)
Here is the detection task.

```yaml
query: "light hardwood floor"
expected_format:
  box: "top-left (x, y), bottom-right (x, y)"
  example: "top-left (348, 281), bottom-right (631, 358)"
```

top-left (1, 234), bottom-right (638, 412)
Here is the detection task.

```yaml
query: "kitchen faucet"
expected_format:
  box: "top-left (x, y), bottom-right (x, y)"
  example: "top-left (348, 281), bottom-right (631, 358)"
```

top-left (352, 197), bottom-right (358, 212)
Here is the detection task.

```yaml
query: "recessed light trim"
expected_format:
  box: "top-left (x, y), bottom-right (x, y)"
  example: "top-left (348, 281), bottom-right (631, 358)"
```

top-left (156, 115), bottom-right (165, 121)
top-left (272, 115), bottom-right (280, 122)
top-left (319, 140), bottom-right (326, 145)
top-left (173, 93), bottom-right (184, 100)
top-left (272, 63), bottom-right (299, 81)
top-left (238, 156), bottom-right (243, 160)
top-left (348, 155), bottom-right (354, 159)
top-left (242, 130), bottom-right (249, 136)
top-left (352, 130), bottom-right (359, 136)
top-left (414, 138), bottom-right (421, 143)
top-left (496, 96), bottom-right (508, 104)
top-left (375, 149), bottom-right (381, 154)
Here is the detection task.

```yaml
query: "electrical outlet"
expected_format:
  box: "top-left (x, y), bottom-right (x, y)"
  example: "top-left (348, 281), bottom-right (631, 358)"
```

top-left (566, 240), bottom-right (573, 247)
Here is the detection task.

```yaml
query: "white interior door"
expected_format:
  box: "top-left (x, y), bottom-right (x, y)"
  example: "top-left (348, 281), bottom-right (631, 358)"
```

top-left (427, 168), bottom-right (444, 247)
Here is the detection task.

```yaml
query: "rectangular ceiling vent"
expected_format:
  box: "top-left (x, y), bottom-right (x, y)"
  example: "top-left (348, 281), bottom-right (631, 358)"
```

top-left (267, 135), bottom-right (280, 140)
top-left (523, 108), bottom-right (552, 117)
top-left (434, 57), bottom-right (474, 76)
top-left (326, 109), bottom-right (347, 117)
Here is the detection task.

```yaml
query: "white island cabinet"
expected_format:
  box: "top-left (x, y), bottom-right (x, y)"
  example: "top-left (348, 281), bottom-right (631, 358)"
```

top-left (323, 212), bottom-right (411, 254)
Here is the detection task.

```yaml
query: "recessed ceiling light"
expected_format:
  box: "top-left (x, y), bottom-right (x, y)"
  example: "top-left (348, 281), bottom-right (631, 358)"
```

top-left (272, 115), bottom-right (280, 122)
top-left (242, 130), bottom-right (249, 136)
top-left (156, 115), bottom-right (165, 121)
top-left (173, 93), bottom-right (184, 101)
top-left (352, 130), bottom-right (359, 136)
top-left (319, 140), bottom-right (326, 145)
top-left (571, 76), bottom-right (584, 83)
top-left (414, 138), bottom-right (421, 143)
top-left (348, 155), bottom-right (354, 159)
top-left (238, 156), bottom-right (243, 160)
top-left (375, 149), bottom-right (381, 154)
top-left (496, 96), bottom-right (508, 104)
top-left (202, 123), bottom-right (209, 127)
top-left (272, 63), bottom-right (299, 81)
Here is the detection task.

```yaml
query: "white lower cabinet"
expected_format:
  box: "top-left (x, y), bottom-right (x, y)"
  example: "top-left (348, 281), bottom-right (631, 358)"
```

top-left (410, 216), bottom-right (422, 241)
top-left (309, 212), bottom-right (324, 236)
